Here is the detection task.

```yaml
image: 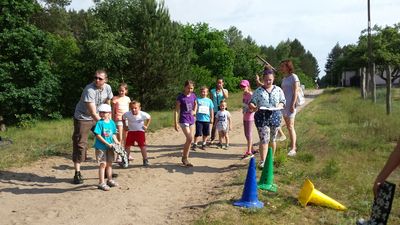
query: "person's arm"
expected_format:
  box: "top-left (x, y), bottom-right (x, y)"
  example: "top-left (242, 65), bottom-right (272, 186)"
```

top-left (144, 117), bottom-right (151, 131)
top-left (96, 134), bottom-right (112, 149)
top-left (192, 99), bottom-right (197, 116)
top-left (222, 88), bottom-right (229, 99)
top-left (373, 140), bottom-right (400, 197)
top-left (210, 108), bottom-right (214, 124)
top-left (228, 113), bottom-right (232, 131)
top-left (290, 81), bottom-right (300, 113)
top-left (174, 101), bottom-right (180, 131)
top-left (86, 102), bottom-right (101, 122)
top-left (255, 74), bottom-right (263, 87)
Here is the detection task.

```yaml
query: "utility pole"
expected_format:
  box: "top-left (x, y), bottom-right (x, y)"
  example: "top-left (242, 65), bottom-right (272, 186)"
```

top-left (368, 0), bottom-right (376, 103)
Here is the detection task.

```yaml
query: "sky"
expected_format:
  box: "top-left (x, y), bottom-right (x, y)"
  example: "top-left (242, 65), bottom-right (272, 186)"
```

top-left (68, 0), bottom-right (400, 77)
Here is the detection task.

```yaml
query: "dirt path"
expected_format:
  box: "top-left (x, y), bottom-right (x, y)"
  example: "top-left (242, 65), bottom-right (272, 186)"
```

top-left (0, 89), bottom-right (323, 225)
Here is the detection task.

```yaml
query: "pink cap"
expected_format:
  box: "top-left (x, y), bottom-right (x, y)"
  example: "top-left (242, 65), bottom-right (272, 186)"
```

top-left (240, 80), bottom-right (250, 87)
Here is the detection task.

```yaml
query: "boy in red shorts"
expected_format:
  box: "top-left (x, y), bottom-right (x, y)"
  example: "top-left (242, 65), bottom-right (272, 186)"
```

top-left (122, 101), bottom-right (151, 166)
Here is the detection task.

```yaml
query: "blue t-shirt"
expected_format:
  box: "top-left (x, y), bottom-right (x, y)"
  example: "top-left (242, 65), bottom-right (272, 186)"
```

top-left (196, 97), bottom-right (214, 122)
top-left (93, 119), bottom-right (117, 151)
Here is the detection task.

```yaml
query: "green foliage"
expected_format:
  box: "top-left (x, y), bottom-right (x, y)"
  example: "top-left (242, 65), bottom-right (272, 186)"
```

top-left (0, 24), bottom-right (60, 123)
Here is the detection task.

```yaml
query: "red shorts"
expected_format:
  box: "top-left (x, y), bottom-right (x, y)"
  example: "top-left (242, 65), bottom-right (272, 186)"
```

top-left (125, 131), bottom-right (146, 147)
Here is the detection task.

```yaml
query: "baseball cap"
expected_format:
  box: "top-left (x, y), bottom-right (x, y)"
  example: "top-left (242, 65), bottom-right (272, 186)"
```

top-left (240, 80), bottom-right (250, 87)
top-left (98, 104), bottom-right (111, 112)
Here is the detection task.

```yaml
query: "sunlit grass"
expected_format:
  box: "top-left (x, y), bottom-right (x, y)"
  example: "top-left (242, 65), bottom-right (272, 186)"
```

top-left (194, 87), bottom-right (400, 225)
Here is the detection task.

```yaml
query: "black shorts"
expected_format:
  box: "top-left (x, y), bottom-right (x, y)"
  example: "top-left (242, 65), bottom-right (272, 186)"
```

top-left (195, 121), bottom-right (211, 137)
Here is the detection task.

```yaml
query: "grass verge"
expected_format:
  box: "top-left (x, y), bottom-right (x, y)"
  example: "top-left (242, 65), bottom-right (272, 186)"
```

top-left (194, 88), bottom-right (400, 225)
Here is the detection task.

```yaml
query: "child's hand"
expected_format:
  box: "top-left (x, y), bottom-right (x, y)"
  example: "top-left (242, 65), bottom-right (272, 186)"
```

top-left (174, 123), bottom-right (179, 132)
top-left (143, 125), bottom-right (148, 130)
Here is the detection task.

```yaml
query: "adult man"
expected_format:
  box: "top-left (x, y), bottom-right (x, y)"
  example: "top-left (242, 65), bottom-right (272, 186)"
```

top-left (72, 70), bottom-right (113, 184)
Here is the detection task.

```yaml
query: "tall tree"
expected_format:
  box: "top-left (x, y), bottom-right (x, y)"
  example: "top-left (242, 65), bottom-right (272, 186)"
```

top-left (0, 0), bottom-right (61, 124)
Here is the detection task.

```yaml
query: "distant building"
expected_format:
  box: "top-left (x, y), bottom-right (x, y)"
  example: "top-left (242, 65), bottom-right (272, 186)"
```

top-left (341, 70), bottom-right (399, 87)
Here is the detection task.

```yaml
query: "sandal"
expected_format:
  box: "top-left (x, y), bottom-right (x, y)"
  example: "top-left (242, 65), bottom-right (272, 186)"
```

top-left (106, 180), bottom-right (119, 187)
top-left (181, 157), bottom-right (193, 167)
top-left (98, 183), bottom-right (110, 191)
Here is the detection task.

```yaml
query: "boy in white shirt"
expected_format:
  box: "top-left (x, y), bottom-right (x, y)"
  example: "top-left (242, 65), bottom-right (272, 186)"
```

top-left (122, 101), bottom-right (151, 166)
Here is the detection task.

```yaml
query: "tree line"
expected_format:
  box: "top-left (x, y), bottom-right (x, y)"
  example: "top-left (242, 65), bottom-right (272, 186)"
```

top-left (0, 0), bottom-right (320, 126)
top-left (322, 23), bottom-right (400, 87)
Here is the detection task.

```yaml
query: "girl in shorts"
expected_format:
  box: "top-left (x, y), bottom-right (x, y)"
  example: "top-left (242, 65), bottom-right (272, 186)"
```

top-left (174, 80), bottom-right (197, 167)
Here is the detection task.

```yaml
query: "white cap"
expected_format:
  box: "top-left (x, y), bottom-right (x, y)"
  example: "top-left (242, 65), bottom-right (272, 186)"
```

top-left (98, 104), bottom-right (111, 112)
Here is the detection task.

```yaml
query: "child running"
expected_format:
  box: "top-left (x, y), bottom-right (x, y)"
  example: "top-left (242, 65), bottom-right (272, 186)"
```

top-left (122, 101), bottom-right (151, 166)
top-left (240, 80), bottom-right (255, 159)
top-left (174, 80), bottom-right (197, 167)
top-left (112, 83), bottom-right (131, 161)
top-left (192, 86), bottom-right (214, 151)
top-left (92, 104), bottom-right (120, 191)
top-left (214, 100), bottom-right (232, 149)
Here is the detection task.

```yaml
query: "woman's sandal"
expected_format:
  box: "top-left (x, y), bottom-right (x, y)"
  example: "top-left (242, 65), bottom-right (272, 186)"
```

top-left (181, 157), bottom-right (193, 167)
top-left (98, 183), bottom-right (110, 191)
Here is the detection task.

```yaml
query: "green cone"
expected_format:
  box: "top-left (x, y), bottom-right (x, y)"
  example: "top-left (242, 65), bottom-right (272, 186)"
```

top-left (258, 147), bottom-right (277, 192)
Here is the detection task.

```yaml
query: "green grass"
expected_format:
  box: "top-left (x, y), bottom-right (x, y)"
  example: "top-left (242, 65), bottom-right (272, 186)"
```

top-left (194, 87), bottom-right (400, 225)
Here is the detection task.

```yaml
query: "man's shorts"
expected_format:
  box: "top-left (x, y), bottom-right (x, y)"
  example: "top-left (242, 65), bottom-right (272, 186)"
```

top-left (125, 131), bottom-right (146, 147)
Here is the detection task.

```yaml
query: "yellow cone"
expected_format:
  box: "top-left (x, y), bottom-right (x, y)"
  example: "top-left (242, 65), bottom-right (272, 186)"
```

top-left (298, 179), bottom-right (347, 211)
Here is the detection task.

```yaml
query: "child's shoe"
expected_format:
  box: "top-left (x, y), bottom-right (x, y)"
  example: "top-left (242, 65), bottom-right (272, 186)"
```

top-left (106, 180), bottom-right (119, 188)
top-left (191, 143), bottom-right (197, 151)
top-left (241, 152), bottom-right (254, 160)
top-left (143, 158), bottom-right (150, 166)
top-left (223, 144), bottom-right (229, 150)
top-left (201, 142), bottom-right (206, 150)
top-left (216, 143), bottom-right (223, 149)
top-left (98, 183), bottom-right (110, 191)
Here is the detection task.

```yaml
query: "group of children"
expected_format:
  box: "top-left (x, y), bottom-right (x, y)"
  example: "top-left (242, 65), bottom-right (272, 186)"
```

top-left (93, 83), bottom-right (151, 191)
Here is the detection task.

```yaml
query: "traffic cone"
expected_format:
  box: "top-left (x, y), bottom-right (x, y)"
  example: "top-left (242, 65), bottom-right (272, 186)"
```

top-left (258, 147), bottom-right (277, 192)
top-left (233, 157), bottom-right (264, 208)
top-left (298, 179), bottom-right (347, 210)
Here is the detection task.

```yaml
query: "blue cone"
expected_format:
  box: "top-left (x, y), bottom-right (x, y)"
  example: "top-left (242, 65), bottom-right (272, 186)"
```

top-left (233, 157), bottom-right (264, 208)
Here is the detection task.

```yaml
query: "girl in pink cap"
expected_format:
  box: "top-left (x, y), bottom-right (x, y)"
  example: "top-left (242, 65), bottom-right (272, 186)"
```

top-left (240, 79), bottom-right (255, 159)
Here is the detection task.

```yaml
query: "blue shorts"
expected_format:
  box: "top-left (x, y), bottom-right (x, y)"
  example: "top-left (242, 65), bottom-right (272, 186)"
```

top-left (195, 121), bottom-right (211, 137)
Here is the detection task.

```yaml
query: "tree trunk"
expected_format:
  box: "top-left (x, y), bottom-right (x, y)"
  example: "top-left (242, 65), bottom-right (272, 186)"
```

top-left (360, 67), bottom-right (367, 99)
top-left (371, 63), bottom-right (376, 103)
top-left (386, 65), bottom-right (392, 115)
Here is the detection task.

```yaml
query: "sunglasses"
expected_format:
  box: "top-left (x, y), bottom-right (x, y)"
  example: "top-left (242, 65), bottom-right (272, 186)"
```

top-left (94, 76), bottom-right (104, 81)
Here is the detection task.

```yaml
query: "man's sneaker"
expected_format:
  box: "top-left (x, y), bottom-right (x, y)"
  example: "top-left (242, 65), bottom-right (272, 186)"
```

top-left (201, 143), bottom-right (206, 150)
top-left (287, 149), bottom-right (297, 157)
top-left (258, 161), bottom-right (265, 170)
top-left (73, 172), bottom-right (83, 184)
top-left (191, 143), bottom-right (197, 151)
top-left (223, 144), bottom-right (229, 150)
top-left (216, 143), bottom-right (223, 149)
top-left (143, 158), bottom-right (149, 166)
